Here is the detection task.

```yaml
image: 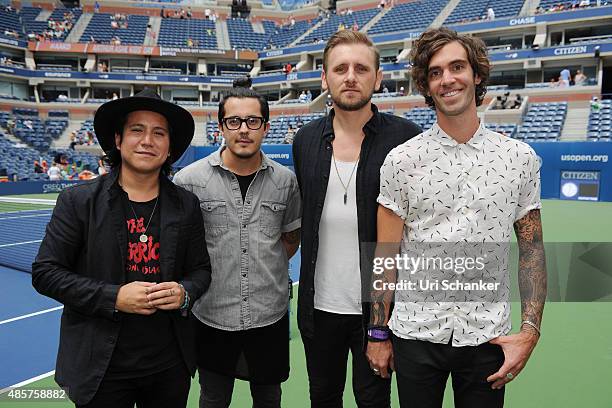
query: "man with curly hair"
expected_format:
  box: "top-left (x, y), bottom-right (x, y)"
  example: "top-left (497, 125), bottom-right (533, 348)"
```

top-left (366, 27), bottom-right (547, 407)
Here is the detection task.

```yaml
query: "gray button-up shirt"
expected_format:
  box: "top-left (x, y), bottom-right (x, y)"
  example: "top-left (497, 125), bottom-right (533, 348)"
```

top-left (174, 149), bottom-right (301, 331)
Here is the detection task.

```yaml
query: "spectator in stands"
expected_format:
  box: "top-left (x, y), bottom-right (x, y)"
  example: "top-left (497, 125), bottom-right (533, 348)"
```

top-left (559, 67), bottom-right (571, 87)
top-left (591, 96), bottom-right (601, 112)
top-left (352, 22), bottom-right (359, 31)
top-left (549, 76), bottom-right (559, 87)
top-left (174, 84), bottom-right (301, 408)
top-left (32, 88), bottom-right (210, 408)
top-left (285, 124), bottom-right (295, 143)
top-left (398, 86), bottom-right (405, 96)
top-left (112, 92), bottom-right (119, 100)
top-left (375, 26), bottom-right (545, 408)
top-left (293, 30), bottom-right (421, 408)
top-left (379, 0), bottom-right (386, 8)
top-left (511, 93), bottom-right (523, 109)
top-left (94, 1), bottom-right (100, 13)
top-left (574, 69), bottom-right (587, 86)
top-left (338, 23), bottom-right (345, 31)
top-left (306, 90), bottom-right (312, 102)
top-left (487, 7), bottom-right (495, 20)
top-left (283, 62), bottom-right (292, 74)
top-left (97, 157), bottom-right (107, 175)
top-left (47, 162), bottom-right (62, 180)
top-left (34, 160), bottom-right (44, 174)
top-left (382, 85), bottom-right (389, 94)
top-left (205, 8), bottom-right (212, 19)
top-left (41, 160), bottom-right (48, 173)
top-left (299, 90), bottom-right (308, 103)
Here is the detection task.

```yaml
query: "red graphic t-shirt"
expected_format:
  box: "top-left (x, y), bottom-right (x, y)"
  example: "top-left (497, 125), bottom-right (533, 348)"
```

top-left (125, 198), bottom-right (161, 280)
top-left (107, 195), bottom-right (180, 379)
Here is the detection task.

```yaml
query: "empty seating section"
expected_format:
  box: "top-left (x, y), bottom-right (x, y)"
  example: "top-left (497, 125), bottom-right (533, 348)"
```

top-left (228, 18), bottom-right (267, 50)
top-left (445, 0), bottom-right (524, 25)
top-left (0, 109), bottom-right (69, 152)
top-left (485, 123), bottom-right (517, 138)
top-left (587, 99), bottom-right (612, 141)
top-left (0, 132), bottom-right (51, 180)
top-left (0, 7), bottom-right (23, 38)
top-left (263, 18), bottom-right (320, 48)
top-left (158, 17), bottom-right (217, 49)
top-left (372, 92), bottom-right (402, 99)
top-left (516, 102), bottom-right (567, 141)
top-left (404, 107), bottom-right (436, 131)
top-left (80, 13), bottom-right (149, 45)
top-left (368, 0), bottom-right (446, 35)
top-left (297, 8), bottom-right (380, 45)
top-left (265, 113), bottom-right (325, 143)
top-left (20, 6), bottom-right (81, 41)
top-left (0, 111), bottom-right (100, 180)
top-left (205, 113), bottom-right (326, 144)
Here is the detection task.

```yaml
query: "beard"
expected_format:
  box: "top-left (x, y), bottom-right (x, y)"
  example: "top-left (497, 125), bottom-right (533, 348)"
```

top-left (330, 88), bottom-right (374, 112)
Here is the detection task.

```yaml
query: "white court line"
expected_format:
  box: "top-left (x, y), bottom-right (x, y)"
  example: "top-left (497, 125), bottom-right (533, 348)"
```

top-left (0, 213), bottom-right (51, 221)
top-left (0, 240), bottom-right (42, 248)
top-left (0, 371), bottom-right (55, 394)
top-left (0, 197), bottom-right (56, 205)
top-left (0, 306), bottom-right (63, 326)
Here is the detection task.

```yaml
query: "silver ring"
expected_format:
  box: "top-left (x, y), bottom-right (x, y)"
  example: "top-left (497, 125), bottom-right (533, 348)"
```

top-left (373, 368), bottom-right (380, 373)
top-left (506, 372), bottom-right (514, 380)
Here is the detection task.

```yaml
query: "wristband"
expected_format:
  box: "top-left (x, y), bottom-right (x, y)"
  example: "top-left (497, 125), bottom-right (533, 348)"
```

top-left (521, 320), bottom-right (541, 336)
top-left (367, 327), bottom-right (390, 342)
top-left (178, 284), bottom-right (190, 311)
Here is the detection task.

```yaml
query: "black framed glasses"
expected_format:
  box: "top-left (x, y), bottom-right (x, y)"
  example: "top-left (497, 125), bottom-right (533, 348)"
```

top-left (222, 116), bottom-right (266, 131)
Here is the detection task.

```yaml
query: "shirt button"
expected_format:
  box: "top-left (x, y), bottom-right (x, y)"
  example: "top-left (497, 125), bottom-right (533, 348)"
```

top-left (246, 200), bottom-right (251, 204)
top-left (242, 224), bottom-right (246, 228)
top-left (462, 208), bottom-right (468, 215)
top-left (242, 249), bottom-right (247, 254)
top-left (243, 298), bottom-right (247, 302)
top-left (242, 273), bottom-right (247, 278)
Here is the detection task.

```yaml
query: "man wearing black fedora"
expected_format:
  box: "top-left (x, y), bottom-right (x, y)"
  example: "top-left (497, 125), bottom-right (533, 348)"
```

top-left (32, 89), bottom-right (212, 408)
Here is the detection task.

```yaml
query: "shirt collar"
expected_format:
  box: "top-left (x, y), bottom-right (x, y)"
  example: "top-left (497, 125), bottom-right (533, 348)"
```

top-left (209, 147), bottom-right (273, 172)
top-left (322, 103), bottom-right (381, 139)
top-left (429, 120), bottom-right (487, 151)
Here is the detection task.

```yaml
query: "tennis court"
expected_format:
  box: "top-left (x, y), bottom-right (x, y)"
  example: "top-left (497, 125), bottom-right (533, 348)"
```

top-left (0, 195), bottom-right (611, 407)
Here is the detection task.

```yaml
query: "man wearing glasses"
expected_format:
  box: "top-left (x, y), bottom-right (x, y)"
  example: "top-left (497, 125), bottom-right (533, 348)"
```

top-left (174, 85), bottom-right (301, 408)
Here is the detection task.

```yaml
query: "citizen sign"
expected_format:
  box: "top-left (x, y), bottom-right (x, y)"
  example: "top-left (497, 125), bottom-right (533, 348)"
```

top-left (509, 17), bottom-right (535, 26)
top-left (554, 46), bottom-right (588, 56)
top-left (561, 171), bottom-right (599, 180)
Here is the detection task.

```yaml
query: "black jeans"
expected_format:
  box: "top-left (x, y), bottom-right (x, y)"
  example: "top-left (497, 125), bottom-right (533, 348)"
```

top-left (393, 335), bottom-right (505, 408)
top-left (301, 309), bottom-right (391, 408)
top-left (198, 368), bottom-right (281, 408)
top-left (77, 363), bottom-right (190, 408)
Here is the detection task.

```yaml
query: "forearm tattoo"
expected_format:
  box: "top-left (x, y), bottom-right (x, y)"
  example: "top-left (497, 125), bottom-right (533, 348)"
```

top-left (514, 209), bottom-right (547, 328)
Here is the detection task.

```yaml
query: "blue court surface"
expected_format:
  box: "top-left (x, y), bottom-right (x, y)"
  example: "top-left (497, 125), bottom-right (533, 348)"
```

top-left (0, 255), bottom-right (301, 391)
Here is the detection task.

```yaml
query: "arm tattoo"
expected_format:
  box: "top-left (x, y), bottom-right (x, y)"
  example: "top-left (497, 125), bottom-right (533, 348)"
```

top-left (369, 246), bottom-right (398, 327)
top-left (514, 209), bottom-right (547, 328)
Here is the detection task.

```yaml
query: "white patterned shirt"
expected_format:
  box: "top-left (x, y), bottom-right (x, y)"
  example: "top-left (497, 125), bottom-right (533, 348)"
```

top-left (377, 121), bottom-right (541, 346)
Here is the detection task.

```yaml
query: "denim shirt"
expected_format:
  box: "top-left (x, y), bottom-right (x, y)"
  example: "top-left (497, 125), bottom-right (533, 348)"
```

top-left (174, 149), bottom-right (301, 331)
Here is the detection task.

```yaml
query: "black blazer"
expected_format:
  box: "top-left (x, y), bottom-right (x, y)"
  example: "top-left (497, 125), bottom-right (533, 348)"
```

top-left (32, 170), bottom-right (211, 405)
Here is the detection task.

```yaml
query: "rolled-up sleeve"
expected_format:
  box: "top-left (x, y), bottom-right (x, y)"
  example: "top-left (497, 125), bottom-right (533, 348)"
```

top-left (377, 150), bottom-right (409, 220)
top-left (282, 174), bottom-right (302, 233)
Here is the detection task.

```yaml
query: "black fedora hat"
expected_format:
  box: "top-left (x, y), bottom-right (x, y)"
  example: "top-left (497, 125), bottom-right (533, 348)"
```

top-left (94, 88), bottom-right (195, 163)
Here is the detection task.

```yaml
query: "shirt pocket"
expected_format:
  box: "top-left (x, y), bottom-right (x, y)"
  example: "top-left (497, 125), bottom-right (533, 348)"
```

top-left (260, 201), bottom-right (286, 239)
top-left (200, 200), bottom-right (228, 236)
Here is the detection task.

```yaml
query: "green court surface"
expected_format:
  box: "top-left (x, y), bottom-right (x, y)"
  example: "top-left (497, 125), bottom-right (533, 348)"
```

top-left (2, 198), bottom-right (612, 407)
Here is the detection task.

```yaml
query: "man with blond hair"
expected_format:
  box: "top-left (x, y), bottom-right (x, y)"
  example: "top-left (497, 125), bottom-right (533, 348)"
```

top-left (293, 30), bottom-right (420, 407)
